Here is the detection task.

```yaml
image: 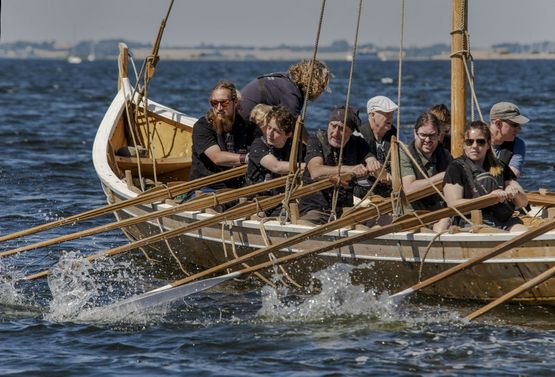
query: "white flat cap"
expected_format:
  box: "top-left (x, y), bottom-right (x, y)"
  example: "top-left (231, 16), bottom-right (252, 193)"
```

top-left (367, 96), bottom-right (398, 113)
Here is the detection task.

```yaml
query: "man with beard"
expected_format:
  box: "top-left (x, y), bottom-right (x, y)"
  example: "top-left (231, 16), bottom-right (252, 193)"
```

top-left (189, 80), bottom-right (256, 192)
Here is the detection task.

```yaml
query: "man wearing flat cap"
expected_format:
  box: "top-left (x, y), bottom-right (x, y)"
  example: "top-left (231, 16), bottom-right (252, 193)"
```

top-left (357, 95), bottom-right (405, 197)
top-left (489, 101), bottom-right (529, 178)
top-left (299, 106), bottom-right (374, 224)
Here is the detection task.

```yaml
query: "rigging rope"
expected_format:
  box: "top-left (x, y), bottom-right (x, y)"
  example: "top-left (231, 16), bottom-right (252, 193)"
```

top-left (329, 0), bottom-right (363, 222)
top-left (280, 0), bottom-right (327, 223)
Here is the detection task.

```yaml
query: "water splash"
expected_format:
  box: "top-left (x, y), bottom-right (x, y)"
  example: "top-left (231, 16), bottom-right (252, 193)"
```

top-left (257, 263), bottom-right (399, 322)
top-left (0, 260), bottom-right (32, 307)
top-left (44, 251), bottom-right (165, 324)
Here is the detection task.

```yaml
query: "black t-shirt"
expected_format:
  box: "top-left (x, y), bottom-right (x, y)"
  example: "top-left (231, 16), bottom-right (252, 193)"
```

top-left (299, 131), bottom-right (371, 214)
top-left (239, 73), bottom-right (303, 120)
top-left (246, 136), bottom-right (292, 187)
top-left (189, 115), bottom-right (255, 190)
top-left (443, 156), bottom-right (514, 199)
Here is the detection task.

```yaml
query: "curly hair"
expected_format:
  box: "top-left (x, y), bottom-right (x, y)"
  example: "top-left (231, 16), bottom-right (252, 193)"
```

top-left (288, 59), bottom-right (329, 101)
top-left (266, 105), bottom-right (295, 134)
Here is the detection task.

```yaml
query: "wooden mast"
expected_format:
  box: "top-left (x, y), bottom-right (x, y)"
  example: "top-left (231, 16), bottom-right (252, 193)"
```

top-left (450, 0), bottom-right (468, 158)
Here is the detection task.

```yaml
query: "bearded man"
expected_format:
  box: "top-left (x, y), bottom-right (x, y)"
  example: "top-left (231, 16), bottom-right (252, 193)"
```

top-left (189, 80), bottom-right (256, 191)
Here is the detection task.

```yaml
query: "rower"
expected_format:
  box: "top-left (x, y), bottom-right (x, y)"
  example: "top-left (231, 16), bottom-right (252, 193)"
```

top-left (399, 111), bottom-right (453, 232)
top-left (488, 101), bottom-right (530, 178)
top-left (299, 106), bottom-right (373, 225)
top-left (188, 80), bottom-right (256, 195)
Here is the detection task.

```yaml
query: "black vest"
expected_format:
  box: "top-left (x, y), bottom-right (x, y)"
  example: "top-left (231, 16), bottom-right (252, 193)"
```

top-left (497, 140), bottom-right (515, 167)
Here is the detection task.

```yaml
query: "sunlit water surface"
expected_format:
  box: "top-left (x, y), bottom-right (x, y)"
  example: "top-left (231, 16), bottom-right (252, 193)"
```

top-left (0, 59), bottom-right (554, 376)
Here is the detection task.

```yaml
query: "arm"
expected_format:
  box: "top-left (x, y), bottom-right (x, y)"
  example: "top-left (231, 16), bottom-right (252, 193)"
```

top-left (402, 172), bottom-right (445, 194)
top-left (307, 156), bottom-right (367, 180)
top-left (260, 154), bottom-right (304, 174)
top-left (443, 182), bottom-right (466, 207)
top-left (204, 145), bottom-right (245, 167)
top-left (504, 179), bottom-right (528, 209)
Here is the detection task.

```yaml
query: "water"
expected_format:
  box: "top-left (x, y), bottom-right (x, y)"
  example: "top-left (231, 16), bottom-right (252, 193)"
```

top-left (1, 58), bottom-right (555, 376)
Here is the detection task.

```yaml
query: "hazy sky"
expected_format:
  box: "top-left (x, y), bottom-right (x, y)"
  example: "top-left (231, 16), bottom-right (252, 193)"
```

top-left (3, 0), bottom-right (555, 47)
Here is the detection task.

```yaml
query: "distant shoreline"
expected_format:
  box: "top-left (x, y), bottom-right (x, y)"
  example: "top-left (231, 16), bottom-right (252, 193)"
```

top-left (2, 49), bottom-right (555, 61)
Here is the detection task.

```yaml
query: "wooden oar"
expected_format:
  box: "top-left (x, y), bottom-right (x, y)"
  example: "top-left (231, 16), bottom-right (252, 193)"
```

top-left (0, 176), bottom-right (288, 258)
top-left (24, 176), bottom-right (343, 281)
top-left (101, 193), bottom-right (501, 313)
top-left (526, 192), bottom-right (555, 206)
top-left (0, 165), bottom-right (247, 244)
top-left (390, 216), bottom-right (555, 300)
top-left (465, 263), bottom-right (555, 321)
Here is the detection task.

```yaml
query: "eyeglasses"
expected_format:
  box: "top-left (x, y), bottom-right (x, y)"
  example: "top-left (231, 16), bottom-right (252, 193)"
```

top-left (416, 132), bottom-right (438, 141)
top-left (210, 99), bottom-right (232, 108)
top-left (464, 138), bottom-right (487, 146)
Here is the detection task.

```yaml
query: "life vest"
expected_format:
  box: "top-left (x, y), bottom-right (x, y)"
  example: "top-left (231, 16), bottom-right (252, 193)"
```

top-left (456, 157), bottom-right (515, 223)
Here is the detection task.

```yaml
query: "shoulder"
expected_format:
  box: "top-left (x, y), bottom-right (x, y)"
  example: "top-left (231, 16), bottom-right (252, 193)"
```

top-left (513, 137), bottom-right (526, 151)
top-left (193, 116), bottom-right (213, 134)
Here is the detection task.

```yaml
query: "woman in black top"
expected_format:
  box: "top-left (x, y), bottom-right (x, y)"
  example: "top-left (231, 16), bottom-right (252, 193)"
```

top-left (441, 121), bottom-right (528, 231)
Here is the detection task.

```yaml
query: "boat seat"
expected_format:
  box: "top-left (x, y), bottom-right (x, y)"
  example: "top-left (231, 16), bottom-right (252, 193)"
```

top-left (115, 155), bottom-right (192, 175)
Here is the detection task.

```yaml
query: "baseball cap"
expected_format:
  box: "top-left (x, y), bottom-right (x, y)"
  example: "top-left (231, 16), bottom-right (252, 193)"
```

top-left (329, 106), bottom-right (361, 131)
top-left (489, 102), bottom-right (529, 124)
top-left (367, 96), bottom-right (398, 113)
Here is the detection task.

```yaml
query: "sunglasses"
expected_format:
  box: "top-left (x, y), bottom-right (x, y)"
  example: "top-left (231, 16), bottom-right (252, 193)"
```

top-left (464, 138), bottom-right (487, 146)
top-left (504, 120), bottom-right (522, 129)
top-left (210, 99), bottom-right (232, 108)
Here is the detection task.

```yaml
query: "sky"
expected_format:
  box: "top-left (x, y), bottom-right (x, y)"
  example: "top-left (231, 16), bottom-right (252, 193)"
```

top-left (3, 0), bottom-right (555, 48)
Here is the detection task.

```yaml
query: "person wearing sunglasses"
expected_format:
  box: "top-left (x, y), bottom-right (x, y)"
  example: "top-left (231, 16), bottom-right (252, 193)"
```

top-left (440, 120), bottom-right (528, 232)
top-left (399, 112), bottom-right (452, 230)
top-left (189, 80), bottom-right (256, 195)
top-left (488, 101), bottom-right (529, 178)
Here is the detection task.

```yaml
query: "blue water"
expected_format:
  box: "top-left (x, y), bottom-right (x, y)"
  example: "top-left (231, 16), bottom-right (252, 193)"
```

top-left (1, 58), bottom-right (555, 376)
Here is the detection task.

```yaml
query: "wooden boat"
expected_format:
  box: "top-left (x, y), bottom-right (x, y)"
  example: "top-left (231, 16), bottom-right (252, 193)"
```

top-left (91, 38), bottom-right (555, 305)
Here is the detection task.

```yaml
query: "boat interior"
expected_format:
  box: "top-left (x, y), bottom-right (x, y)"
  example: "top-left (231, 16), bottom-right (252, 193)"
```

top-left (109, 104), bottom-right (193, 186)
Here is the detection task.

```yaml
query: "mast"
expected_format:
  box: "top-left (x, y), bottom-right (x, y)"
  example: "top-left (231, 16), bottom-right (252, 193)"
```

top-left (450, 0), bottom-right (468, 158)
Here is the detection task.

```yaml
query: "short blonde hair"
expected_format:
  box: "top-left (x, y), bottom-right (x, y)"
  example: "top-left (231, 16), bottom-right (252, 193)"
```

top-left (249, 104), bottom-right (273, 127)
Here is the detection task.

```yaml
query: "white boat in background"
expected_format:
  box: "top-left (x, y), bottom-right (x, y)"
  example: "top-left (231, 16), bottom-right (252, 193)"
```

top-left (67, 55), bottom-right (82, 64)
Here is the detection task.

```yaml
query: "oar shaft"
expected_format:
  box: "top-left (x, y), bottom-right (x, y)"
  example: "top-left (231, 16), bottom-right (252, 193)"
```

top-left (392, 216), bottom-right (555, 299)
top-left (24, 177), bottom-right (337, 281)
top-left (167, 181), bottom-right (453, 289)
top-left (465, 264), bottom-right (555, 321)
top-left (0, 165), bottom-right (246, 243)
top-left (0, 175), bottom-right (288, 258)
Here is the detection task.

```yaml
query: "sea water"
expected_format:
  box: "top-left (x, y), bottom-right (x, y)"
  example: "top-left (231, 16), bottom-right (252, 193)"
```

top-left (0, 59), bottom-right (554, 376)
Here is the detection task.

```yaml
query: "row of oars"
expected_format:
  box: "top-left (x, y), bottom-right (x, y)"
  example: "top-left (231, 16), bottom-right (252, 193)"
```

top-left (2, 166), bottom-right (554, 320)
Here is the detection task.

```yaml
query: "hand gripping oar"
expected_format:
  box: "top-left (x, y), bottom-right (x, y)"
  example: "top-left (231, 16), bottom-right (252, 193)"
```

top-left (466, 261), bottom-right (555, 321)
top-left (0, 175), bottom-right (288, 258)
top-left (24, 176), bottom-right (342, 281)
top-left (0, 165), bottom-right (247, 244)
top-left (101, 193), bottom-right (501, 313)
top-left (390, 216), bottom-right (555, 300)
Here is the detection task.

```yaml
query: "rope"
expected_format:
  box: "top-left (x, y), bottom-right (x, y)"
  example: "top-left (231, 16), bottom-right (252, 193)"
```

top-left (397, 140), bottom-right (474, 227)
top-left (396, 0), bottom-right (405, 140)
top-left (329, 0), bottom-right (363, 221)
top-left (121, 81), bottom-right (146, 191)
top-left (418, 230), bottom-right (449, 282)
top-left (281, 0), bottom-right (327, 222)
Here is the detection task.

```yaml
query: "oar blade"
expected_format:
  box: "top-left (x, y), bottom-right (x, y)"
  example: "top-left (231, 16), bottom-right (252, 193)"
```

top-left (92, 271), bottom-right (241, 316)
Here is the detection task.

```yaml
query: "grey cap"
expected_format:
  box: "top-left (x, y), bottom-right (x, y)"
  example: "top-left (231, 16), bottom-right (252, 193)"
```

top-left (489, 102), bottom-right (529, 124)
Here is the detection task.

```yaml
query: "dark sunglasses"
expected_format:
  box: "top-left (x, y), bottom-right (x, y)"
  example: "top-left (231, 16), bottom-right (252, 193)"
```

top-left (464, 138), bottom-right (487, 146)
top-left (210, 99), bottom-right (232, 108)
